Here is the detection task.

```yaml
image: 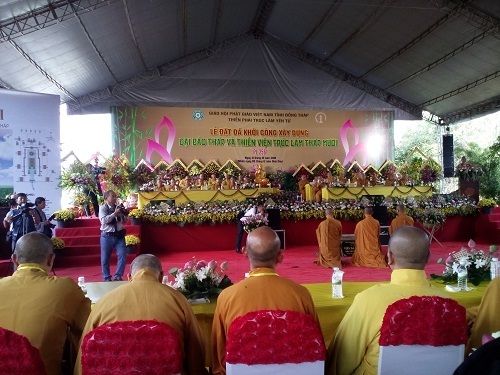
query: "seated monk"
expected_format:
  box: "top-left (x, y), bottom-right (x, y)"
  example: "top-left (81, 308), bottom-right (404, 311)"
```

top-left (221, 175), bottom-right (233, 190)
top-left (208, 173), bottom-right (218, 190)
top-left (315, 208), bottom-right (342, 268)
top-left (389, 204), bottom-right (414, 236)
top-left (254, 164), bottom-right (270, 187)
top-left (351, 207), bottom-right (387, 268)
top-left (312, 177), bottom-right (324, 203)
top-left (298, 174), bottom-right (309, 200)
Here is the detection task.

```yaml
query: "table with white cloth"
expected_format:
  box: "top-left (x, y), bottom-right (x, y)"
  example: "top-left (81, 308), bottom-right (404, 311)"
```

top-left (137, 188), bottom-right (278, 208)
top-left (192, 280), bottom-right (486, 368)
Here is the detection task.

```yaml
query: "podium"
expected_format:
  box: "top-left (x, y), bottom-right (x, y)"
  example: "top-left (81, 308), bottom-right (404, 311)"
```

top-left (458, 179), bottom-right (479, 203)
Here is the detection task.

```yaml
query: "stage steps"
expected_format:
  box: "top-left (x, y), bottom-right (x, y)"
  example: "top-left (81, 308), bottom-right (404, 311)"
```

top-left (54, 218), bottom-right (140, 268)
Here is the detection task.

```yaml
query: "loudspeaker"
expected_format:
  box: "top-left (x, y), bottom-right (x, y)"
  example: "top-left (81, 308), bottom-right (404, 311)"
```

top-left (443, 134), bottom-right (454, 177)
top-left (266, 208), bottom-right (281, 230)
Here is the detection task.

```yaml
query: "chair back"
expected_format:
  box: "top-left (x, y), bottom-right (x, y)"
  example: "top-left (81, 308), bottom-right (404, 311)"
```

top-left (226, 309), bottom-right (326, 375)
top-left (378, 296), bottom-right (468, 375)
top-left (81, 320), bottom-right (182, 375)
top-left (0, 327), bottom-right (46, 374)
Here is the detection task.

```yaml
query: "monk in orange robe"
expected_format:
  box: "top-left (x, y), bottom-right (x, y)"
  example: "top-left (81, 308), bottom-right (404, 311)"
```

top-left (298, 175), bottom-right (309, 200)
top-left (315, 209), bottom-right (342, 268)
top-left (351, 207), bottom-right (387, 268)
top-left (312, 177), bottom-right (324, 202)
top-left (389, 204), bottom-right (414, 235)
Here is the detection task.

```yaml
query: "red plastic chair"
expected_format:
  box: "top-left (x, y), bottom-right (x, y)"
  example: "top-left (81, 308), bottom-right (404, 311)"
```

top-left (0, 327), bottom-right (46, 375)
top-left (378, 296), bottom-right (468, 375)
top-left (81, 320), bottom-right (182, 375)
top-left (225, 310), bottom-right (326, 374)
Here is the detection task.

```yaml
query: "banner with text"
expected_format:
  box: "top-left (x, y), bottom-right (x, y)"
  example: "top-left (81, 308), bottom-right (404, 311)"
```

top-left (113, 107), bottom-right (393, 172)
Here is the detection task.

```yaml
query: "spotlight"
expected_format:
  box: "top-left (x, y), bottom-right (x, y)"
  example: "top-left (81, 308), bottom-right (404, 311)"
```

top-left (445, 126), bottom-right (450, 132)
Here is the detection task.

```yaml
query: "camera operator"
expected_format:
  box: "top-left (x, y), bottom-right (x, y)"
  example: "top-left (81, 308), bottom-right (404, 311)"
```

top-left (84, 163), bottom-right (106, 218)
top-left (99, 190), bottom-right (129, 282)
top-left (2, 193), bottom-right (36, 253)
top-left (34, 197), bottom-right (55, 238)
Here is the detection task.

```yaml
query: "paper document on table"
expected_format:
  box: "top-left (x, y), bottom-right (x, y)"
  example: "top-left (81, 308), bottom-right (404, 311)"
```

top-left (86, 281), bottom-right (127, 303)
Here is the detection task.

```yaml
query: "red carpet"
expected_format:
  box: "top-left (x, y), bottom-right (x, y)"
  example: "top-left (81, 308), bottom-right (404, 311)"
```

top-left (47, 241), bottom-right (494, 285)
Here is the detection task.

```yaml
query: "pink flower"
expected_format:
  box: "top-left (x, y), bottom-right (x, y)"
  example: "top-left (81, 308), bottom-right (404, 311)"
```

top-left (446, 256), bottom-right (454, 265)
top-left (220, 261), bottom-right (229, 272)
top-left (208, 260), bottom-right (217, 270)
top-left (468, 239), bottom-right (476, 248)
top-left (196, 260), bottom-right (207, 269)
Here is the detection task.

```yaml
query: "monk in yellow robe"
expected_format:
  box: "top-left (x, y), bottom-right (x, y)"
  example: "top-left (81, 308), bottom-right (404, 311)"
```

top-left (208, 173), bottom-right (218, 190)
top-left (466, 277), bottom-right (500, 354)
top-left (389, 204), bottom-right (414, 235)
top-left (254, 164), bottom-right (270, 187)
top-left (298, 175), bottom-right (309, 200)
top-left (221, 175), bottom-right (233, 190)
top-left (315, 209), bottom-right (342, 268)
top-left (351, 207), bottom-right (387, 268)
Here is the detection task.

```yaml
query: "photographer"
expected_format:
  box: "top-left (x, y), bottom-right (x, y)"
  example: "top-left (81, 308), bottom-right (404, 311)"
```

top-left (3, 193), bottom-right (36, 253)
top-left (99, 190), bottom-right (129, 281)
top-left (84, 163), bottom-right (106, 218)
top-left (34, 197), bottom-right (55, 238)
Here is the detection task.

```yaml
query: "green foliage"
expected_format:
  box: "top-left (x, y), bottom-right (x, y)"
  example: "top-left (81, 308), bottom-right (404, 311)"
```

top-left (455, 136), bottom-right (500, 200)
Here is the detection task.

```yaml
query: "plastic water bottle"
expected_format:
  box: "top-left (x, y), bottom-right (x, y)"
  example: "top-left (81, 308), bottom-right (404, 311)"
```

top-left (332, 267), bottom-right (344, 298)
top-left (457, 259), bottom-right (468, 291)
top-left (490, 257), bottom-right (499, 280)
top-left (77, 276), bottom-right (87, 295)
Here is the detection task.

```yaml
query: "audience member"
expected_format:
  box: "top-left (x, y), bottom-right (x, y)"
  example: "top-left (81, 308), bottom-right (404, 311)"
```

top-left (388, 204), bottom-right (414, 235)
top-left (74, 254), bottom-right (207, 375)
top-left (351, 206), bottom-right (387, 268)
top-left (0, 232), bottom-right (90, 375)
top-left (326, 226), bottom-right (448, 375)
top-left (465, 277), bottom-right (500, 354)
top-left (212, 226), bottom-right (321, 375)
top-left (99, 190), bottom-right (128, 281)
top-left (315, 208), bottom-right (342, 268)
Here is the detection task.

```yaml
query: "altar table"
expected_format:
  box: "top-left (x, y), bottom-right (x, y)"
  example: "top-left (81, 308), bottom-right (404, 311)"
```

top-left (192, 280), bottom-right (486, 368)
top-left (321, 185), bottom-right (433, 201)
top-left (138, 188), bottom-right (278, 207)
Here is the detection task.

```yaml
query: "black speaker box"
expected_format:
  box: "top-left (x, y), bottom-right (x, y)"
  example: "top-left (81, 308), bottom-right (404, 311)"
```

top-left (266, 208), bottom-right (281, 230)
top-left (443, 134), bottom-right (454, 177)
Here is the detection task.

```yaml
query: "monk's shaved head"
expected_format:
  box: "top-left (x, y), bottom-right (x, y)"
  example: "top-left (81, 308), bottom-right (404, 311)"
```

top-left (15, 232), bottom-right (53, 264)
top-left (364, 206), bottom-right (373, 215)
top-left (325, 208), bottom-right (333, 216)
top-left (245, 226), bottom-right (281, 267)
top-left (130, 254), bottom-right (163, 277)
top-left (388, 226), bottom-right (430, 269)
top-left (396, 204), bottom-right (406, 213)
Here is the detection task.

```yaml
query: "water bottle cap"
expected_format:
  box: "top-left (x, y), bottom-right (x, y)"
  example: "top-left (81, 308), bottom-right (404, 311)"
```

top-left (333, 267), bottom-right (339, 271)
top-left (78, 276), bottom-right (85, 282)
top-left (493, 258), bottom-right (498, 262)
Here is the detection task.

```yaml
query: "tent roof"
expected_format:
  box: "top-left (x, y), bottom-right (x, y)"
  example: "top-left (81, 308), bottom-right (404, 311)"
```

top-left (0, 0), bottom-right (499, 123)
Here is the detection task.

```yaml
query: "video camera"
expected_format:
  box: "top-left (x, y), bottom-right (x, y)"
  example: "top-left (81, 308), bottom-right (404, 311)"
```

top-left (18, 202), bottom-right (35, 213)
top-left (117, 203), bottom-right (129, 216)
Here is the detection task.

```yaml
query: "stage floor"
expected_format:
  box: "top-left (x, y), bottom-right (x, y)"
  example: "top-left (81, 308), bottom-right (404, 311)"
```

top-left (42, 241), bottom-right (490, 285)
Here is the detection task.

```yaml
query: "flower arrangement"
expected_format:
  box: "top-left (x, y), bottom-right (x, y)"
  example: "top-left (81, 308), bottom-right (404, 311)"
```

top-left (128, 208), bottom-right (143, 218)
top-left (168, 258), bottom-right (232, 300)
top-left (241, 213), bottom-right (269, 233)
top-left (478, 198), bottom-right (496, 208)
top-left (455, 158), bottom-right (483, 181)
top-left (59, 161), bottom-right (96, 193)
top-left (103, 155), bottom-right (133, 199)
top-left (125, 234), bottom-right (140, 246)
top-left (51, 237), bottom-right (65, 250)
top-left (419, 207), bottom-right (446, 226)
top-left (53, 209), bottom-right (76, 222)
top-left (431, 240), bottom-right (498, 286)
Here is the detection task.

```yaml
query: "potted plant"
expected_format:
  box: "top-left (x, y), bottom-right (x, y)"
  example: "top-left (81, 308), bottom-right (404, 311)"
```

top-left (128, 208), bottom-right (143, 225)
top-left (125, 234), bottom-right (140, 254)
top-left (419, 208), bottom-right (446, 228)
top-left (478, 198), bottom-right (497, 214)
top-left (52, 209), bottom-right (76, 228)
